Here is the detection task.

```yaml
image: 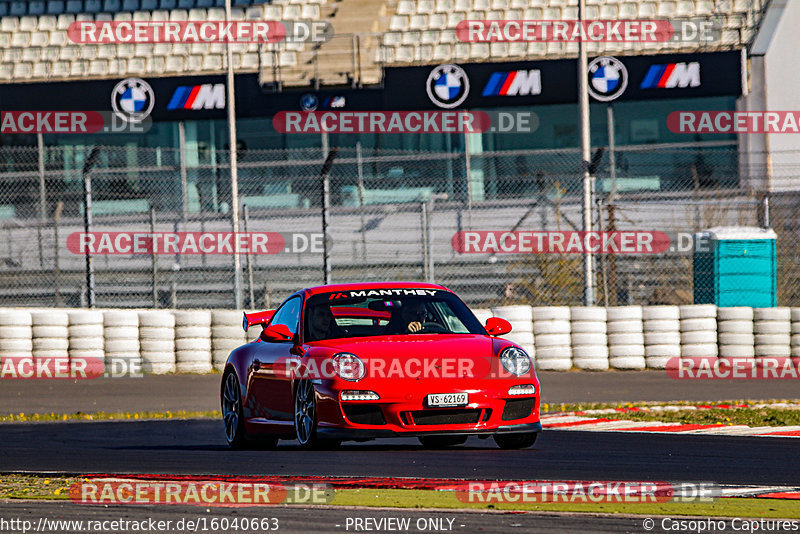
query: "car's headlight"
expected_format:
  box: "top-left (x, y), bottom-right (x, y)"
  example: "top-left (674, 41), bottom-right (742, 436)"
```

top-left (332, 352), bottom-right (366, 381)
top-left (499, 346), bottom-right (531, 376)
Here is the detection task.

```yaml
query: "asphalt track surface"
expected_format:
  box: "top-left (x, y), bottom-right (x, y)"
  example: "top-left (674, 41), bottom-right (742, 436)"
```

top-left (2, 419), bottom-right (799, 486)
top-left (3, 371), bottom-right (799, 415)
top-left (3, 373), bottom-right (799, 534)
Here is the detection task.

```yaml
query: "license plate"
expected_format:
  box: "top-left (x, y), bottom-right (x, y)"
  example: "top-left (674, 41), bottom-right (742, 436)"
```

top-left (426, 393), bottom-right (468, 407)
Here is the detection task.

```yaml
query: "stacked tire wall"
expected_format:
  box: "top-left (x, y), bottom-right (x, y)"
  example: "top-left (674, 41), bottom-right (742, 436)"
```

top-left (642, 306), bottom-right (680, 369)
top-left (1, 305), bottom-right (799, 374)
top-left (0, 310), bottom-right (32, 362)
top-left (754, 307), bottom-right (791, 365)
top-left (174, 311), bottom-right (212, 374)
top-left (570, 307), bottom-right (608, 371)
top-left (606, 306), bottom-right (646, 370)
top-left (139, 311), bottom-right (176, 375)
top-left (531, 307), bottom-right (571, 371)
top-left (717, 307), bottom-right (755, 367)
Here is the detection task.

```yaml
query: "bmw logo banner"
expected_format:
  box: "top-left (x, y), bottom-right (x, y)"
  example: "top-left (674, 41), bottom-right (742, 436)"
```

top-left (426, 64), bottom-right (470, 109)
top-left (587, 56), bottom-right (629, 102)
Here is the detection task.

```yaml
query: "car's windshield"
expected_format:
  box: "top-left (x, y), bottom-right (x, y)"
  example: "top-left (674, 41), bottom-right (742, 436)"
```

top-left (303, 288), bottom-right (486, 342)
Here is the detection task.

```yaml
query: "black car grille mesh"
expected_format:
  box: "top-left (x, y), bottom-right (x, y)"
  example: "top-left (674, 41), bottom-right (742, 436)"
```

top-left (342, 404), bottom-right (386, 425)
top-left (410, 409), bottom-right (482, 426)
top-left (501, 398), bottom-right (534, 421)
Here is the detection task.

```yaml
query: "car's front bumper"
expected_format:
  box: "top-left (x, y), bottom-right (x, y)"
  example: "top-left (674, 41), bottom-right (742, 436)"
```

top-left (315, 421), bottom-right (542, 440)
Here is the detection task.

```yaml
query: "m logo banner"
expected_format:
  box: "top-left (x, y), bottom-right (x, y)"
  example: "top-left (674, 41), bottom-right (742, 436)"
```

top-left (641, 62), bottom-right (700, 89)
top-left (482, 70), bottom-right (542, 97)
top-left (167, 83), bottom-right (226, 110)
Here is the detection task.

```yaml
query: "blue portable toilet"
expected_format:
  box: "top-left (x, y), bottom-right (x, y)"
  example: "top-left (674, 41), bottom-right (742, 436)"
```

top-left (693, 226), bottom-right (777, 307)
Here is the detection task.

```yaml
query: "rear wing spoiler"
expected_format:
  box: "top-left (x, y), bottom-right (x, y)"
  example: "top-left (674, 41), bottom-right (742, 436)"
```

top-left (242, 310), bottom-right (275, 332)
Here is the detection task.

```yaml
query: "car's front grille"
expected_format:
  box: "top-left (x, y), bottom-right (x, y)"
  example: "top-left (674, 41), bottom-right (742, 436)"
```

top-left (409, 409), bottom-right (482, 426)
top-left (501, 398), bottom-right (534, 421)
top-left (342, 404), bottom-right (386, 425)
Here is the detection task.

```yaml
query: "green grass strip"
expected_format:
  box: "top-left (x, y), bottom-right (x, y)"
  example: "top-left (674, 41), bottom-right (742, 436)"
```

top-left (0, 410), bottom-right (221, 423)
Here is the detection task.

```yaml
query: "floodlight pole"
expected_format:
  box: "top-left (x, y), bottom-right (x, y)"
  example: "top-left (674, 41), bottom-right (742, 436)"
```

top-left (578, 0), bottom-right (594, 306)
top-left (225, 0), bottom-right (242, 309)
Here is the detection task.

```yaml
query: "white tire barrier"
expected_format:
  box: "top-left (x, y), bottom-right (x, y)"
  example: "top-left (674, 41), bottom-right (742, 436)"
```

top-left (138, 310), bottom-right (175, 375)
top-left (717, 307), bottom-right (754, 321)
top-left (717, 308), bottom-right (755, 366)
top-left (645, 344), bottom-right (682, 358)
top-left (103, 311), bottom-right (140, 373)
top-left (643, 306), bottom-right (679, 369)
top-left (679, 304), bottom-right (717, 364)
top-left (793, 308), bottom-right (800, 360)
top-left (678, 304), bottom-right (717, 319)
top-left (569, 307), bottom-right (608, 370)
top-left (532, 307), bottom-right (570, 370)
top-left (68, 310), bottom-right (104, 365)
top-left (681, 343), bottom-right (719, 357)
top-left (718, 333), bottom-right (755, 345)
top-left (491, 305), bottom-right (535, 357)
top-left (571, 321), bottom-right (606, 333)
top-left (31, 310), bottom-right (68, 361)
top-left (607, 306), bottom-right (645, 370)
top-left (719, 345), bottom-right (756, 358)
top-left (754, 307), bottom-right (791, 362)
top-left (174, 310), bottom-right (212, 373)
top-left (642, 306), bottom-right (680, 321)
top-left (211, 310), bottom-right (246, 372)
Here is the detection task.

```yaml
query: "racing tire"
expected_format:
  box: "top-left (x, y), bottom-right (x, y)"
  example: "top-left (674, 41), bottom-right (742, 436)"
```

top-left (418, 435), bottom-right (468, 448)
top-left (294, 379), bottom-right (340, 450)
top-left (493, 432), bottom-right (538, 450)
top-left (221, 371), bottom-right (275, 449)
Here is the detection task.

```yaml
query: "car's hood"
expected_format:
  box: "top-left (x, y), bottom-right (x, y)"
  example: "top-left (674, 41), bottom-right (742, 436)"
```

top-left (308, 334), bottom-right (494, 360)
top-left (304, 334), bottom-right (518, 380)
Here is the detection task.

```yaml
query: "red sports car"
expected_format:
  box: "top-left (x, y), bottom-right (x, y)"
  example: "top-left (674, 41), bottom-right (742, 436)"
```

top-left (221, 282), bottom-right (541, 450)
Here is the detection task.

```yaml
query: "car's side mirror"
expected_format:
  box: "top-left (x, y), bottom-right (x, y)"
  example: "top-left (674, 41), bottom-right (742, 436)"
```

top-left (485, 317), bottom-right (512, 336)
top-left (260, 323), bottom-right (294, 342)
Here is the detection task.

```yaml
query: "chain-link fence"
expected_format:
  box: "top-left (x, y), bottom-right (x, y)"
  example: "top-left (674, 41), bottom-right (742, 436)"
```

top-left (0, 141), bottom-right (797, 309)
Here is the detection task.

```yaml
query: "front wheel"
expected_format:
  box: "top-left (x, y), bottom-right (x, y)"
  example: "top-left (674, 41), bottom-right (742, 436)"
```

top-left (294, 380), bottom-right (340, 450)
top-left (493, 432), bottom-right (538, 449)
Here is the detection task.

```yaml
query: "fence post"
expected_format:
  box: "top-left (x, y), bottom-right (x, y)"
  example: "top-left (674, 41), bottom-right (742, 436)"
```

top-left (356, 142), bottom-right (367, 260)
top-left (244, 204), bottom-right (255, 308)
top-left (82, 147), bottom-right (99, 309)
top-left (53, 202), bottom-right (63, 307)
top-left (150, 207), bottom-right (158, 308)
top-left (179, 121), bottom-right (188, 221)
top-left (421, 201), bottom-right (430, 282)
top-left (37, 133), bottom-right (46, 221)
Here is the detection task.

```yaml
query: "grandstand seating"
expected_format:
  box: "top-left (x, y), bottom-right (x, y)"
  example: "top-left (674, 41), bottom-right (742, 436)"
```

top-left (0, 0), bottom-right (766, 85)
top-left (0, 0), bottom-right (325, 82)
top-left (381, 0), bottom-right (757, 64)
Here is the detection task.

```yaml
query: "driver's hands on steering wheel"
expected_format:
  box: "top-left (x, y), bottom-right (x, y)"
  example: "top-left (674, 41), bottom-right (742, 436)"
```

top-left (407, 321), bottom-right (423, 333)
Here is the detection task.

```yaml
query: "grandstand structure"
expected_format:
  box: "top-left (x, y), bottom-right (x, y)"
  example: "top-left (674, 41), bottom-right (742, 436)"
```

top-left (0, 0), bottom-right (771, 87)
